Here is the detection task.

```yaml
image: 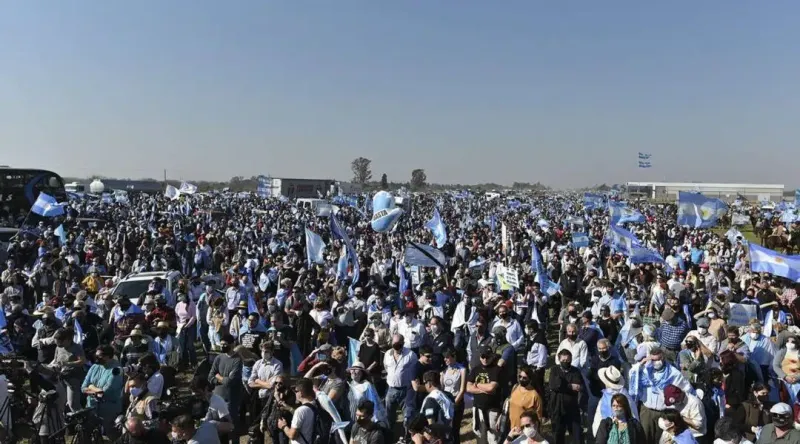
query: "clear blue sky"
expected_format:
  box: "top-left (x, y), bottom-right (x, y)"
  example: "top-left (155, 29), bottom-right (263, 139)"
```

top-left (1, 1), bottom-right (798, 189)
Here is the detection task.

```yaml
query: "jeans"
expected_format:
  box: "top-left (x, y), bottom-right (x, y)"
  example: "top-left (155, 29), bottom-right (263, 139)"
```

top-left (385, 386), bottom-right (414, 433)
top-left (178, 325), bottom-right (198, 367)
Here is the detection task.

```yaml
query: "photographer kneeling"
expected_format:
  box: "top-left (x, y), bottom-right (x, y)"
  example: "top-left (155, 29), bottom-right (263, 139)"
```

top-left (189, 376), bottom-right (234, 442)
top-left (170, 414), bottom-right (221, 444)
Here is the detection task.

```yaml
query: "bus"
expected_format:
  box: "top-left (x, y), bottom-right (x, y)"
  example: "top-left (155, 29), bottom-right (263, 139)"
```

top-left (0, 167), bottom-right (67, 225)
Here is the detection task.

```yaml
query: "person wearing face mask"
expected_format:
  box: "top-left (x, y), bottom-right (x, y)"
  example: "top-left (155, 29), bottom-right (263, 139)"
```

top-left (685, 317), bottom-right (719, 365)
top-left (123, 416), bottom-right (171, 444)
top-left (360, 313), bottom-right (391, 350)
top-left (772, 335), bottom-right (800, 401)
top-left (124, 372), bottom-right (159, 425)
top-left (594, 393), bottom-right (646, 444)
top-left (504, 409), bottom-right (548, 444)
top-left (507, 366), bottom-right (543, 431)
top-left (491, 304), bottom-right (524, 351)
top-left (350, 400), bottom-right (386, 444)
top-left (395, 308), bottom-right (425, 354)
top-left (208, 333), bottom-right (244, 436)
top-left (740, 383), bottom-right (772, 443)
top-left (248, 343), bottom-right (284, 404)
top-left (32, 306), bottom-right (62, 368)
top-left (171, 413), bottom-right (221, 444)
top-left (629, 348), bottom-right (694, 443)
top-left (547, 349), bottom-right (583, 444)
top-left (197, 283), bottom-right (219, 356)
top-left (656, 408), bottom-right (697, 444)
top-left (175, 288), bottom-right (198, 368)
top-left (756, 402), bottom-right (800, 443)
top-left (347, 362), bottom-right (387, 428)
top-left (229, 301), bottom-right (251, 340)
top-left (82, 345), bottom-right (125, 440)
top-left (468, 345), bottom-right (502, 444)
top-left (382, 334), bottom-right (417, 440)
top-left (358, 328), bottom-right (384, 395)
top-left (741, 321), bottom-right (776, 383)
top-left (655, 307), bottom-right (689, 363)
top-left (426, 316), bottom-right (454, 357)
top-left (556, 323), bottom-right (588, 371)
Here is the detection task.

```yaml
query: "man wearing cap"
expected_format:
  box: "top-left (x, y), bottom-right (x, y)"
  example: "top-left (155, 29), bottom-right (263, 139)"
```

top-left (467, 344), bottom-right (501, 444)
top-left (663, 384), bottom-right (707, 439)
top-left (629, 347), bottom-right (694, 442)
top-left (756, 402), bottom-right (800, 443)
top-left (655, 307), bottom-right (689, 362)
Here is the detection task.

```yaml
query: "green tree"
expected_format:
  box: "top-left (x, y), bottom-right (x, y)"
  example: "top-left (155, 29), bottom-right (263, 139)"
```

top-left (380, 173), bottom-right (388, 189)
top-left (410, 169), bottom-right (427, 190)
top-left (351, 157), bottom-right (373, 185)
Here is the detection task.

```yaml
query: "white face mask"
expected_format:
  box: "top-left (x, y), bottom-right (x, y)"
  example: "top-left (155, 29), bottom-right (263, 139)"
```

top-left (523, 425), bottom-right (537, 438)
top-left (750, 332), bottom-right (759, 339)
top-left (658, 418), bottom-right (673, 431)
top-left (651, 360), bottom-right (665, 371)
top-left (698, 327), bottom-right (708, 335)
top-left (788, 343), bottom-right (797, 351)
top-left (708, 312), bottom-right (717, 319)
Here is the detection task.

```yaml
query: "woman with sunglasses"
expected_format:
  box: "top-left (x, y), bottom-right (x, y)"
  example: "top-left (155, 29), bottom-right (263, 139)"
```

top-left (507, 366), bottom-right (543, 431)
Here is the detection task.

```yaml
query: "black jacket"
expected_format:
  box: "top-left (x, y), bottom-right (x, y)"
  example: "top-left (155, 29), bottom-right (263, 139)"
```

top-left (594, 417), bottom-right (646, 444)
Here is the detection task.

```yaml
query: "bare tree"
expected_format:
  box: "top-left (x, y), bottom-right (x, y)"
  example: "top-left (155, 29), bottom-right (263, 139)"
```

top-left (351, 157), bottom-right (373, 184)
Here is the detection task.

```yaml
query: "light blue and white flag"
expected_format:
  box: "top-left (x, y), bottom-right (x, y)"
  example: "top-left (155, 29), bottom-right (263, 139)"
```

top-left (607, 201), bottom-right (628, 225)
top-left (179, 181), bottom-right (198, 194)
top-left (55, 224), bottom-right (67, 246)
top-left (725, 227), bottom-right (745, 244)
top-left (348, 337), bottom-right (361, 368)
top-left (425, 208), bottom-right (447, 248)
top-left (73, 319), bottom-right (84, 345)
top-left (531, 243), bottom-right (560, 296)
top-left (398, 263), bottom-right (410, 294)
top-left (330, 214), bottom-right (360, 289)
top-left (305, 228), bottom-right (326, 267)
top-left (677, 192), bottom-right (727, 228)
top-left (572, 232), bottom-right (590, 249)
top-left (604, 225), bottom-right (640, 256)
top-left (617, 207), bottom-right (646, 225)
top-left (31, 193), bottom-right (65, 217)
top-left (749, 243), bottom-right (800, 282)
top-left (584, 193), bottom-right (605, 211)
top-left (629, 246), bottom-right (666, 266)
top-left (164, 185), bottom-right (180, 200)
top-left (638, 161), bottom-right (652, 168)
top-left (638, 152), bottom-right (652, 160)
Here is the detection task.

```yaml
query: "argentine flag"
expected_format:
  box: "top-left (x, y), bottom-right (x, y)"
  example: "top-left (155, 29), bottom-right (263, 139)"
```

top-left (31, 193), bottom-right (65, 217)
top-left (677, 192), bottom-right (727, 228)
top-left (305, 228), bottom-right (326, 267)
top-left (749, 243), bottom-right (800, 282)
top-left (425, 208), bottom-right (447, 248)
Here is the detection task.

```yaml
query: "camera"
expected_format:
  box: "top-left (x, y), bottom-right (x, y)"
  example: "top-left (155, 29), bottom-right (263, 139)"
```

top-left (159, 394), bottom-right (209, 422)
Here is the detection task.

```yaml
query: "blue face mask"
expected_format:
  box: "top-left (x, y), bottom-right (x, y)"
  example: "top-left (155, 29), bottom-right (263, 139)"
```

top-left (130, 387), bottom-right (143, 397)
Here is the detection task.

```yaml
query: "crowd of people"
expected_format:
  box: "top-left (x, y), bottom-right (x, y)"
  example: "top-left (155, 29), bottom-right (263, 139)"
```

top-left (0, 188), bottom-right (799, 444)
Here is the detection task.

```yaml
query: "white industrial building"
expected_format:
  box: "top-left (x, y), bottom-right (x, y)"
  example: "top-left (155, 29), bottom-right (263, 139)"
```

top-left (625, 182), bottom-right (785, 202)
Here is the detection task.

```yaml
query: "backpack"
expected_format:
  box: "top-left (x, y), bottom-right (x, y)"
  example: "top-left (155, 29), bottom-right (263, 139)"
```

top-left (298, 401), bottom-right (335, 444)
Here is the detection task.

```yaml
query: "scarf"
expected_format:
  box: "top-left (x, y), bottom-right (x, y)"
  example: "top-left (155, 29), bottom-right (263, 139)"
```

top-left (422, 389), bottom-right (454, 421)
top-left (629, 363), bottom-right (676, 400)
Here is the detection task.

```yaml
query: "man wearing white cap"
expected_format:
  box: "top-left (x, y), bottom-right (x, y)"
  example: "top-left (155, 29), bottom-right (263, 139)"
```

top-left (756, 402), bottom-right (800, 443)
top-left (756, 402), bottom-right (800, 444)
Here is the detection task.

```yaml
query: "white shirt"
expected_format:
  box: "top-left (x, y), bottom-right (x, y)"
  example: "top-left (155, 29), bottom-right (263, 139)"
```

top-left (679, 393), bottom-right (707, 437)
top-left (556, 338), bottom-right (588, 371)
top-left (396, 318), bottom-right (426, 349)
top-left (249, 358), bottom-right (284, 398)
top-left (290, 404), bottom-right (315, 444)
top-left (383, 347), bottom-right (417, 388)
